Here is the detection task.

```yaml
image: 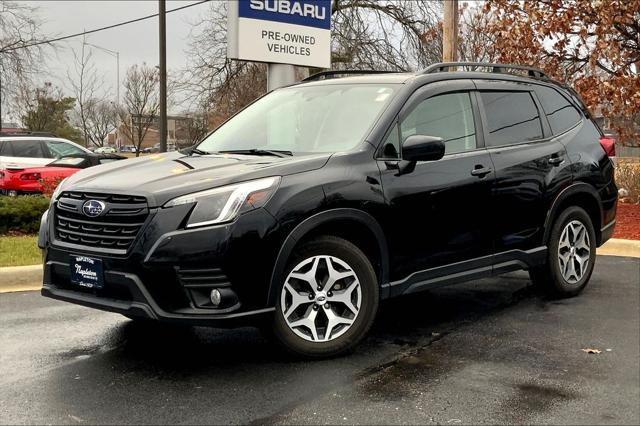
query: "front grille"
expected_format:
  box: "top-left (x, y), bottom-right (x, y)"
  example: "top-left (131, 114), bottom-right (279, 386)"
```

top-left (54, 191), bottom-right (149, 252)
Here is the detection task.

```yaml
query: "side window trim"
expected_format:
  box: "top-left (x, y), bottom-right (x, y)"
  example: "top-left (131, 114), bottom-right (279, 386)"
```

top-left (529, 90), bottom-right (552, 139)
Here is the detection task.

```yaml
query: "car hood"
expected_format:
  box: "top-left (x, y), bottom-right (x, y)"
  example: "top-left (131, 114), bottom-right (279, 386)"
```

top-left (60, 151), bottom-right (332, 207)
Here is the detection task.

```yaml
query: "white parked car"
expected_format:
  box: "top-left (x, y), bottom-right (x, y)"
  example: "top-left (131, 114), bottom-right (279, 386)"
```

top-left (95, 146), bottom-right (117, 154)
top-left (0, 135), bottom-right (91, 169)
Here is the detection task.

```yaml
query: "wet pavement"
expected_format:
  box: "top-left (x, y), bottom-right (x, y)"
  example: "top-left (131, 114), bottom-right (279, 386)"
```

top-left (1, 255), bottom-right (638, 425)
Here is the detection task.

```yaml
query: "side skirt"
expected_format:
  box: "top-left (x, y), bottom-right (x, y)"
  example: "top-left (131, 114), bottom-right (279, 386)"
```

top-left (383, 247), bottom-right (547, 298)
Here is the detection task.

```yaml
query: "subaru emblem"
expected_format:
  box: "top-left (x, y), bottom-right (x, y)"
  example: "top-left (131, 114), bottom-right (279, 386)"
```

top-left (82, 200), bottom-right (105, 217)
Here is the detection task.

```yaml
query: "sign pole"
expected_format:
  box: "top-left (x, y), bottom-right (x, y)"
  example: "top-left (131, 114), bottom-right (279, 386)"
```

top-left (267, 63), bottom-right (296, 91)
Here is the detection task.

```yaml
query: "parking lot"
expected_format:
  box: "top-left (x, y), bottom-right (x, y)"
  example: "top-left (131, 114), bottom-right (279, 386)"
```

top-left (1, 255), bottom-right (638, 425)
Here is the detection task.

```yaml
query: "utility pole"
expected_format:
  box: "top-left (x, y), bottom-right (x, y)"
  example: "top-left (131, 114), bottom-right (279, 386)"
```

top-left (443, 0), bottom-right (459, 63)
top-left (158, 0), bottom-right (167, 153)
top-left (0, 71), bottom-right (3, 130)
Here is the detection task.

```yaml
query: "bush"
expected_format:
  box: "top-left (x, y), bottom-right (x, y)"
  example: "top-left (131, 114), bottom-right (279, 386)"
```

top-left (0, 195), bottom-right (50, 235)
top-left (616, 160), bottom-right (640, 203)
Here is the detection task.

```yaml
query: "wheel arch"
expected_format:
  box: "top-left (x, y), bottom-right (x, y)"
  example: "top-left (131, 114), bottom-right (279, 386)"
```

top-left (267, 208), bottom-right (390, 306)
top-left (544, 183), bottom-right (603, 246)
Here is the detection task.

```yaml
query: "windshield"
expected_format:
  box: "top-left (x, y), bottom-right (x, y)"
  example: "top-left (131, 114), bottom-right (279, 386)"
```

top-left (197, 84), bottom-right (397, 154)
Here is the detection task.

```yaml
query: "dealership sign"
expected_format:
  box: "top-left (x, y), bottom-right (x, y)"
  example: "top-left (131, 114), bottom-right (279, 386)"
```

top-left (227, 0), bottom-right (331, 68)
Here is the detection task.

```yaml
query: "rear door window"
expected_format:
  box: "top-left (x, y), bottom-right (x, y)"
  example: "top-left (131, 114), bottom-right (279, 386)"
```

top-left (9, 140), bottom-right (46, 158)
top-left (479, 91), bottom-right (544, 147)
top-left (534, 85), bottom-right (582, 135)
top-left (0, 141), bottom-right (12, 156)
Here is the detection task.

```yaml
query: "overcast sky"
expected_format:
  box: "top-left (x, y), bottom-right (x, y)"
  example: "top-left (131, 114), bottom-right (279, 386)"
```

top-left (19, 0), bottom-right (210, 115)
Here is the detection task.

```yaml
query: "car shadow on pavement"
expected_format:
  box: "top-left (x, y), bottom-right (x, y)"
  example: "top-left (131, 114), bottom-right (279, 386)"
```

top-left (39, 273), bottom-right (568, 424)
top-left (104, 271), bottom-right (539, 372)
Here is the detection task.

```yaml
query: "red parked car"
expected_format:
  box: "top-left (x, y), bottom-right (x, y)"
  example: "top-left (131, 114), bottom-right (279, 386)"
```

top-left (0, 153), bottom-right (124, 196)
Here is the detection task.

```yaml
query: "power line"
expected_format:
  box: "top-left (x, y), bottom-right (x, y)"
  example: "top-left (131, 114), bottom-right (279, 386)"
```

top-left (0, 0), bottom-right (210, 53)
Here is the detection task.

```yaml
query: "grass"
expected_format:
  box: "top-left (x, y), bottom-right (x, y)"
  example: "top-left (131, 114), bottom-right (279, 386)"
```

top-left (0, 235), bottom-right (41, 267)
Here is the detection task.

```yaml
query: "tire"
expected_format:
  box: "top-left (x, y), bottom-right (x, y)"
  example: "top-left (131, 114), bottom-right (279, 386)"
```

top-left (530, 206), bottom-right (597, 297)
top-left (271, 235), bottom-right (379, 358)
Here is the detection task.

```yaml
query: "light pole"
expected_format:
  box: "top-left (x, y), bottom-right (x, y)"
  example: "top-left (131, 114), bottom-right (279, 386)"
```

top-left (84, 42), bottom-right (120, 106)
top-left (158, 0), bottom-right (167, 153)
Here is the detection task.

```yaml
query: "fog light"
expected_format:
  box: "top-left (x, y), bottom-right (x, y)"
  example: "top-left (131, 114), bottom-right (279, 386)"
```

top-left (210, 289), bottom-right (222, 306)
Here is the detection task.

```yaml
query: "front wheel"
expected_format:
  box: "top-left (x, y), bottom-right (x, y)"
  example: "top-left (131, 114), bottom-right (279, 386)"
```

top-left (530, 206), bottom-right (597, 297)
top-left (271, 236), bottom-right (379, 358)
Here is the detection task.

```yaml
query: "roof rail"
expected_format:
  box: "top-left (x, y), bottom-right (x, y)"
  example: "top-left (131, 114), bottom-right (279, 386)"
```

top-left (422, 62), bottom-right (548, 79)
top-left (0, 131), bottom-right (58, 137)
top-left (303, 69), bottom-right (398, 82)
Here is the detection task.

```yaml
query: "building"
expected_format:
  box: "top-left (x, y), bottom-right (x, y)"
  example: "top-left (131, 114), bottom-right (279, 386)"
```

top-left (108, 115), bottom-right (206, 149)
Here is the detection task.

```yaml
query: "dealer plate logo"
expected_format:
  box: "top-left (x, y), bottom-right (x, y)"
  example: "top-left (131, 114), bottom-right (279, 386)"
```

top-left (82, 200), bottom-right (106, 217)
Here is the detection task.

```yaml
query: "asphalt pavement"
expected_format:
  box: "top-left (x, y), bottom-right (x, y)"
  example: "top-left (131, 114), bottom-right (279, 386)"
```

top-left (0, 255), bottom-right (638, 425)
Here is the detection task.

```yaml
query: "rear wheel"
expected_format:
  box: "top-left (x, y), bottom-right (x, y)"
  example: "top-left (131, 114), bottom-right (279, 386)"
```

top-left (530, 206), bottom-right (596, 297)
top-left (271, 236), bottom-right (379, 358)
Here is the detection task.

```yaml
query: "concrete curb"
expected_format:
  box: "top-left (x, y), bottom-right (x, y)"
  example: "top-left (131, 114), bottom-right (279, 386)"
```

top-left (597, 238), bottom-right (640, 258)
top-left (0, 265), bottom-right (43, 293)
top-left (0, 239), bottom-right (638, 293)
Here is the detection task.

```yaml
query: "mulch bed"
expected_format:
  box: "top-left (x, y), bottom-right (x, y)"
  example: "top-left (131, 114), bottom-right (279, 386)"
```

top-left (613, 202), bottom-right (640, 240)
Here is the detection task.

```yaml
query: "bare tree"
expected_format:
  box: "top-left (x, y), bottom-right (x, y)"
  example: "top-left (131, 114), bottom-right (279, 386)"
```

top-left (0, 0), bottom-right (47, 123)
top-left (67, 37), bottom-right (107, 146)
top-left (330, 0), bottom-right (442, 71)
top-left (83, 99), bottom-right (118, 147)
top-left (117, 64), bottom-right (159, 157)
top-left (181, 109), bottom-right (209, 146)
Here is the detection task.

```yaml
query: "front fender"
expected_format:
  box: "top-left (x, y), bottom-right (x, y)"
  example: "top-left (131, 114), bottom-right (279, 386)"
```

top-left (266, 208), bottom-right (390, 306)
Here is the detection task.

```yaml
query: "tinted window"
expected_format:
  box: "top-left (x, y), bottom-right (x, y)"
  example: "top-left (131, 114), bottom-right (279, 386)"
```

top-left (0, 141), bottom-right (11, 156)
top-left (535, 85), bottom-right (582, 134)
top-left (45, 140), bottom-right (85, 158)
top-left (480, 91), bottom-right (543, 146)
top-left (401, 92), bottom-right (476, 154)
top-left (10, 140), bottom-right (46, 158)
top-left (379, 123), bottom-right (400, 158)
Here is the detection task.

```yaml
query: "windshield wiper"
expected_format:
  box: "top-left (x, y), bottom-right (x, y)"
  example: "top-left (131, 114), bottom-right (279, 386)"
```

top-left (190, 147), bottom-right (212, 156)
top-left (218, 149), bottom-right (293, 158)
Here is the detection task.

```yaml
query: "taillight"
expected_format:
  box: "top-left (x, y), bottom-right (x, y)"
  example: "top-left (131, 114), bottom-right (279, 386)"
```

top-left (599, 137), bottom-right (616, 157)
top-left (20, 172), bottom-right (42, 181)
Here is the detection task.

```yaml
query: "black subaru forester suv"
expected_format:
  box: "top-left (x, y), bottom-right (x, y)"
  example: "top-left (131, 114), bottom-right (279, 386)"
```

top-left (40, 63), bottom-right (617, 357)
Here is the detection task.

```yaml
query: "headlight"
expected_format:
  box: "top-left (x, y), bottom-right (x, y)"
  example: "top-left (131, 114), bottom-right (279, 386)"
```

top-left (164, 177), bottom-right (280, 228)
top-left (51, 177), bottom-right (69, 202)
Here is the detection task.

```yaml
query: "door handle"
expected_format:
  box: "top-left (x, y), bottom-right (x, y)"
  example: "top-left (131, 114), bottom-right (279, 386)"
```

top-left (471, 166), bottom-right (492, 177)
top-left (549, 155), bottom-right (564, 166)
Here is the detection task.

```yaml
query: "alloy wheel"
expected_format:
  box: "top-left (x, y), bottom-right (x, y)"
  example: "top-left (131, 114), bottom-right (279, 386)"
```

top-left (280, 255), bottom-right (362, 342)
top-left (557, 220), bottom-right (591, 284)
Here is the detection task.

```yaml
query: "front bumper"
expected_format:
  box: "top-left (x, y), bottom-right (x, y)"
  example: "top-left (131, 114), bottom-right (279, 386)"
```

top-left (41, 204), bottom-right (281, 326)
top-left (41, 268), bottom-right (274, 327)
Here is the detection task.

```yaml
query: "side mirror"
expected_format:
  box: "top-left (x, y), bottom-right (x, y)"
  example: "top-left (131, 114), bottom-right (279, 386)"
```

top-left (402, 135), bottom-right (445, 162)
